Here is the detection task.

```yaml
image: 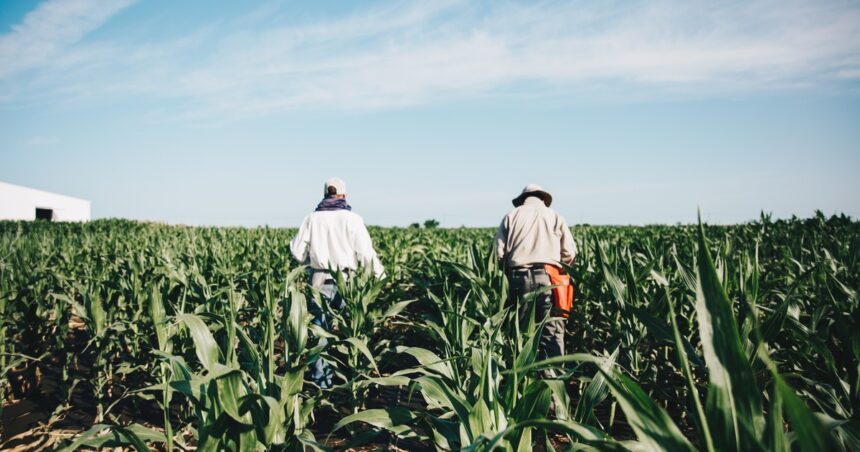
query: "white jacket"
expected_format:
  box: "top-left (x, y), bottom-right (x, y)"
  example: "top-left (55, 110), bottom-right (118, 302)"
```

top-left (290, 209), bottom-right (385, 277)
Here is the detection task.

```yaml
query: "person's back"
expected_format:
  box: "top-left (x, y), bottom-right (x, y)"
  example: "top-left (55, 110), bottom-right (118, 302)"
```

top-left (497, 196), bottom-right (575, 269)
top-left (294, 208), bottom-right (383, 285)
top-left (303, 209), bottom-right (354, 270)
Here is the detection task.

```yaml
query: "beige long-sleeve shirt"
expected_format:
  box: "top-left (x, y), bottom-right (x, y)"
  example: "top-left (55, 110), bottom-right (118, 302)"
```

top-left (495, 196), bottom-right (577, 268)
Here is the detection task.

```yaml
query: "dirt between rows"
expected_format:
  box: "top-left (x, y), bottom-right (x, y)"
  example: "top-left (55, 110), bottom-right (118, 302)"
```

top-left (0, 362), bottom-right (411, 451)
top-left (1, 315), bottom-right (639, 451)
top-left (1, 366), bottom-right (630, 451)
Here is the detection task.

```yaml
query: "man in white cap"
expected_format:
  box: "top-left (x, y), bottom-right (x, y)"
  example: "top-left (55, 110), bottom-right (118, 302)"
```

top-left (495, 184), bottom-right (577, 377)
top-left (290, 177), bottom-right (385, 388)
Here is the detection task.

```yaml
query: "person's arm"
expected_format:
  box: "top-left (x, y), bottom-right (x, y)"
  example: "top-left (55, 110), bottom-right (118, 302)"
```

top-left (494, 216), bottom-right (508, 266)
top-left (559, 216), bottom-right (577, 265)
top-left (353, 217), bottom-right (385, 278)
top-left (290, 215), bottom-right (311, 264)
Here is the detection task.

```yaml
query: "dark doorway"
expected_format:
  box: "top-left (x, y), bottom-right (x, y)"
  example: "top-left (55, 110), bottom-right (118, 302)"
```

top-left (35, 208), bottom-right (53, 221)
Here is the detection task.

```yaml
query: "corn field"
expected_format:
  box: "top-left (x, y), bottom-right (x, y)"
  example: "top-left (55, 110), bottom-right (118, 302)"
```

top-left (0, 213), bottom-right (858, 451)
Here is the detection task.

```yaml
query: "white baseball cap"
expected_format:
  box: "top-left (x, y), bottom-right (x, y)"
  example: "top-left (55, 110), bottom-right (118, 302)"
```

top-left (324, 177), bottom-right (347, 196)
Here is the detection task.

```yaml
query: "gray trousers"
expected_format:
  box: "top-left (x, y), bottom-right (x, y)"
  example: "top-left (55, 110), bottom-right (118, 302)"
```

top-left (508, 266), bottom-right (565, 378)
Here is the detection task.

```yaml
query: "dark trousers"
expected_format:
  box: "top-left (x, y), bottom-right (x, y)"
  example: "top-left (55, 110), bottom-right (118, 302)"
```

top-left (508, 266), bottom-right (565, 378)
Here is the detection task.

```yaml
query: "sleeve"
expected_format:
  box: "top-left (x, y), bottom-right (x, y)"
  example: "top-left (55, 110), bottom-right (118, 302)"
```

top-left (353, 217), bottom-right (386, 278)
top-left (494, 216), bottom-right (508, 263)
top-left (290, 216), bottom-right (311, 264)
top-left (559, 216), bottom-right (577, 265)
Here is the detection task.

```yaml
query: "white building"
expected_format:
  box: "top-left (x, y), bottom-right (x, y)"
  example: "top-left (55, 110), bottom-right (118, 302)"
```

top-left (0, 181), bottom-right (91, 222)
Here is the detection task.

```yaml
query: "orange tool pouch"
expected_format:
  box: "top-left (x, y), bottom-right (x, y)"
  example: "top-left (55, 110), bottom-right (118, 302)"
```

top-left (544, 264), bottom-right (574, 318)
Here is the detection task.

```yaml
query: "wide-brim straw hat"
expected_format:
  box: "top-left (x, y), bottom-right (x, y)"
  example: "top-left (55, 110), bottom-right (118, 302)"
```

top-left (512, 184), bottom-right (552, 207)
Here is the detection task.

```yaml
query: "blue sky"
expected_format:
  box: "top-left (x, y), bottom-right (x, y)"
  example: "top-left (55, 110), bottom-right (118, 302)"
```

top-left (1, 0), bottom-right (859, 227)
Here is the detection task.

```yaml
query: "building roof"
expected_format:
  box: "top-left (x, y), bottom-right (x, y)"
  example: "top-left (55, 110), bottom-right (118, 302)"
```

top-left (0, 181), bottom-right (90, 204)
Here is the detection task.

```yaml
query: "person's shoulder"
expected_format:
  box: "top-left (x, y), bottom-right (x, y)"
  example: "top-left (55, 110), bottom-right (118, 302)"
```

top-left (342, 211), bottom-right (370, 232)
top-left (507, 205), bottom-right (524, 216)
top-left (548, 208), bottom-right (569, 224)
top-left (498, 208), bottom-right (517, 224)
top-left (509, 204), bottom-right (532, 217)
top-left (345, 210), bottom-right (366, 223)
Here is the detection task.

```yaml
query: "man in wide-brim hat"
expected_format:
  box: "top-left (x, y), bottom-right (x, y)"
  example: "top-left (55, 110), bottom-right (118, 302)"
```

top-left (495, 184), bottom-right (577, 378)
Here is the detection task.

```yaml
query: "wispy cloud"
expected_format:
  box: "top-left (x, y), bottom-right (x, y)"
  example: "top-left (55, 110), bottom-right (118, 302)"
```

top-left (1, 0), bottom-right (858, 118)
top-left (25, 135), bottom-right (58, 146)
top-left (0, 0), bottom-right (136, 78)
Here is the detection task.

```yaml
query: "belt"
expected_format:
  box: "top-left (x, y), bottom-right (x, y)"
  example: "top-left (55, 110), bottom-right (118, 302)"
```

top-left (310, 267), bottom-right (354, 274)
top-left (509, 264), bottom-right (546, 274)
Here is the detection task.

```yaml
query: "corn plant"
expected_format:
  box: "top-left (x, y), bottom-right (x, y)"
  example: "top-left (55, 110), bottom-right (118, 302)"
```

top-left (316, 265), bottom-right (412, 413)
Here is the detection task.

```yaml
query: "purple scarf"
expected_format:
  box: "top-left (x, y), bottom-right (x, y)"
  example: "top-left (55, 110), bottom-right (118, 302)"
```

top-left (315, 197), bottom-right (352, 212)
